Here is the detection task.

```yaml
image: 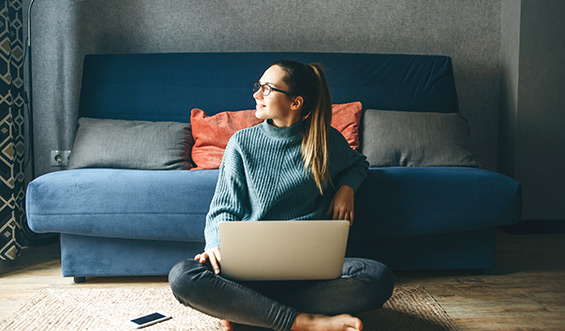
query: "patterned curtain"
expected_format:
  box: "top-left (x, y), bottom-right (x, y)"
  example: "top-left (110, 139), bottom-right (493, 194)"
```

top-left (0, 0), bottom-right (26, 260)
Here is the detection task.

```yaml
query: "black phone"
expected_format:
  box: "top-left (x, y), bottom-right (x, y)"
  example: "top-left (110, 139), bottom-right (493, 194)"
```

top-left (128, 312), bottom-right (172, 329)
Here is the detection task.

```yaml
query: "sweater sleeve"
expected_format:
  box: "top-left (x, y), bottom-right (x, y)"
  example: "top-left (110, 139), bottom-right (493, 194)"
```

top-left (204, 137), bottom-right (248, 250)
top-left (330, 129), bottom-right (370, 193)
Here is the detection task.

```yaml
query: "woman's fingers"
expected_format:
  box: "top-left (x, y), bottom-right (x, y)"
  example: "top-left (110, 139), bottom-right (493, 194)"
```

top-left (211, 247), bottom-right (222, 262)
top-left (335, 208), bottom-right (347, 222)
top-left (207, 248), bottom-right (221, 275)
top-left (196, 252), bottom-right (207, 263)
top-left (329, 185), bottom-right (355, 224)
top-left (336, 210), bottom-right (344, 221)
top-left (332, 207), bottom-right (354, 225)
top-left (346, 211), bottom-right (354, 225)
top-left (208, 255), bottom-right (220, 275)
top-left (194, 247), bottom-right (222, 274)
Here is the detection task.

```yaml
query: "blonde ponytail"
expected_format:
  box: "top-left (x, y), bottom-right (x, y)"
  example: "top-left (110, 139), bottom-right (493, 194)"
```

top-left (271, 60), bottom-right (334, 194)
top-left (301, 64), bottom-right (333, 194)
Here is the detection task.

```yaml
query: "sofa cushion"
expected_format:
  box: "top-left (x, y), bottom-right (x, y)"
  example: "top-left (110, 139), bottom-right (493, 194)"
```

top-left (191, 102), bottom-right (363, 169)
top-left (26, 167), bottom-right (521, 244)
top-left (68, 117), bottom-right (192, 170)
top-left (26, 169), bottom-right (219, 242)
top-left (190, 108), bottom-right (263, 170)
top-left (328, 101), bottom-right (362, 150)
top-left (350, 167), bottom-right (522, 241)
top-left (361, 110), bottom-right (480, 167)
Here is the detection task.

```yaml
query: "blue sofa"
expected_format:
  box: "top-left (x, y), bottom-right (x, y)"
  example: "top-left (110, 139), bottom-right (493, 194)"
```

top-left (26, 52), bottom-right (521, 282)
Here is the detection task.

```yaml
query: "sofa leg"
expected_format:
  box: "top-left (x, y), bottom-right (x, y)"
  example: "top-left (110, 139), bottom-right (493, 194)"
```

top-left (73, 277), bottom-right (86, 283)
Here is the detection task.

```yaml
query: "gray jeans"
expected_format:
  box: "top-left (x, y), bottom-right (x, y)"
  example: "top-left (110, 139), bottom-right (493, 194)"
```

top-left (169, 257), bottom-right (394, 331)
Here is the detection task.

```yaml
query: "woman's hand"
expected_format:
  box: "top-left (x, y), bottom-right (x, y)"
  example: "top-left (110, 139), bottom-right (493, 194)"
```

top-left (194, 247), bottom-right (222, 275)
top-left (326, 185), bottom-right (355, 225)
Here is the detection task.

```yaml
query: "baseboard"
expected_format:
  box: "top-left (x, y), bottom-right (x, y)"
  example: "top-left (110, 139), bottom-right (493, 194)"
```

top-left (499, 220), bottom-right (565, 234)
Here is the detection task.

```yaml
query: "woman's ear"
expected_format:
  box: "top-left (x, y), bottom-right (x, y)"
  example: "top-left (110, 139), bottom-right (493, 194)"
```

top-left (290, 96), bottom-right (304, 112)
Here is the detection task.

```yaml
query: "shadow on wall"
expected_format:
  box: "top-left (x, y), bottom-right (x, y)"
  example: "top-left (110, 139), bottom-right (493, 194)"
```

top-left (451, 62), bottom-right (501, 171)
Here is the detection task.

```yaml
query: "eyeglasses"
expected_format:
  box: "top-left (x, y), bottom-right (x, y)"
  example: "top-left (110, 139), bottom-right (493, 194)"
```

top-left (253, 82), bottom-right (293, 96)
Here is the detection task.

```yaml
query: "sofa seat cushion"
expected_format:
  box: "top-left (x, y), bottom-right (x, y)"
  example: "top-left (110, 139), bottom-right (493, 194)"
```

top-left (27, 167), bottom-right (521, 244)
top-left (350, 167), bottom-right (521, 241)
top-left (26, 169), bottom-right (219, 242)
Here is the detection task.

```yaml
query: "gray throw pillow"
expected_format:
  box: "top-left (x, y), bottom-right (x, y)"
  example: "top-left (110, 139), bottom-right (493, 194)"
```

top-left (360, 110), bottom-right (480, 167)
top-left (68, 117), bottom-right (193, 170)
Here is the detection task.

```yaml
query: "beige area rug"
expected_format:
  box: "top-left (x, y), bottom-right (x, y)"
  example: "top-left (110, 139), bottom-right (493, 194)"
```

top-left (0, 286), bottom-right (458, 330)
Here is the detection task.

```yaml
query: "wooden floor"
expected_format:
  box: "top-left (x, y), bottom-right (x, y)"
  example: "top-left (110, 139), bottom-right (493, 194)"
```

top-left (1, 231), bottom-right (564, 330)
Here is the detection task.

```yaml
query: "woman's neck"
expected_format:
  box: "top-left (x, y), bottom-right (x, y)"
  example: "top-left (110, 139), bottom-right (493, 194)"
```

top-left (271, 114), bottom-right (301, 128)
top-left (262, 119), bottom-right (303, 140)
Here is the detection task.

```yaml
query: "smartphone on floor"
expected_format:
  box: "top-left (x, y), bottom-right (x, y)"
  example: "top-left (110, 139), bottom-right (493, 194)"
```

top-left (128, 312), bottom-right (172, 329)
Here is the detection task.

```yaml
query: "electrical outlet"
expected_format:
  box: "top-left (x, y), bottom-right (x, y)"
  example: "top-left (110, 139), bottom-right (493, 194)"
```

top-left (51, 150), bottom-right (71, 167)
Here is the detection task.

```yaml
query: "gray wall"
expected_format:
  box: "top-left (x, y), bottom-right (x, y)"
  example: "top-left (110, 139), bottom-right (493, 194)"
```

top-left (498, 0), bottom-right (520, 179)
top-left (500, 0), bottom-right (565, 220)
top-left (25, 0), bottom-right (503, 179)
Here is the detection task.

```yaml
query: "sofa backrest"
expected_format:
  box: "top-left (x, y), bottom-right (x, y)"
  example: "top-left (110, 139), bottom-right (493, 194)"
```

top-left (78, 52), bottom-right (459, 122)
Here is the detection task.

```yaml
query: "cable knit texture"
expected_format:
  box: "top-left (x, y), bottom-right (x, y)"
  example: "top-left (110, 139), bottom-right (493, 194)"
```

top-left (204, 119), bottom-right (369, 250)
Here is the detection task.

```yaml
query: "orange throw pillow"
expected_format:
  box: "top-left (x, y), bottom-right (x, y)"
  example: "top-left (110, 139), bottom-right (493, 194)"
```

top-left (190, 108), bottom-right (262, 170)
top-left (190, 102), bottom-right (363, 170)
top-left (330, 101), bottom-right (362, 151)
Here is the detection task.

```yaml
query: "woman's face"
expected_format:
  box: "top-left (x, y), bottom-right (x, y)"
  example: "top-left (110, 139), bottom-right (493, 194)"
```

top-left (254, 65), bottom-right (301, 127)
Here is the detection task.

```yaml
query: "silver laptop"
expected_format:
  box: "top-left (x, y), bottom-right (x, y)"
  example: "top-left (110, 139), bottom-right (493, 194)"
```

top-left (219, 220), bottom-right (350, 281)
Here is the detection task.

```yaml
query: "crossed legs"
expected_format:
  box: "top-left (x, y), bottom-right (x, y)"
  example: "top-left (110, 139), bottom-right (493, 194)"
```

top-left (169, 258), bottom-right (394, 331)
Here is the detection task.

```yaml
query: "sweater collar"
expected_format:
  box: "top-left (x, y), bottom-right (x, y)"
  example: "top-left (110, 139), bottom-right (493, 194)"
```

top-left (261, 119), bottom-right (303, 140)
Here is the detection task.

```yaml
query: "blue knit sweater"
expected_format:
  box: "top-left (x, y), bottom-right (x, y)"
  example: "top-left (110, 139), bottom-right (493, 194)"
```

top-left (204, 119), bottom-right (369, 250)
